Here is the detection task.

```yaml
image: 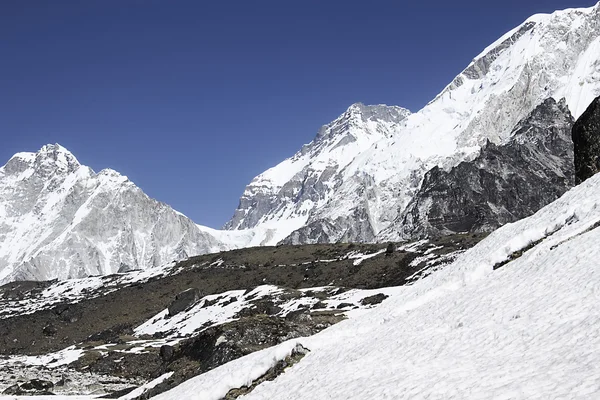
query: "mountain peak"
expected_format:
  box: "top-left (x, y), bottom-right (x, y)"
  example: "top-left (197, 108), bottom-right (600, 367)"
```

top-left (343, 102), bottom-right (411, 122)
top-left (34, 143), bottom-right (81, 174)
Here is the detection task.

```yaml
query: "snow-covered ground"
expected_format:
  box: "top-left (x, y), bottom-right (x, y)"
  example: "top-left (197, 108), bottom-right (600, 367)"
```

top-left (153, 172), bottom-right (600, 399)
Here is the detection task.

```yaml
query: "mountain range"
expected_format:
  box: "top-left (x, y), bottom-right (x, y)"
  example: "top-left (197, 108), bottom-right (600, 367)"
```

top-left (1, 3), bottom-right (600, 285)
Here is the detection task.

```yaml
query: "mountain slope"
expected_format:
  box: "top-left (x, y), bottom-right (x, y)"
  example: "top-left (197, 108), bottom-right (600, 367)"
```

top-left (224, 103), bottom-right (412, 244)
top-left (0, 144), bottom-right (229, 284)
top-left (157, 151), bottom-right (600, 400)
top-left (227, 3), bottom-right (600, 244)
top-left (384, 97), bottom-right (575, 239)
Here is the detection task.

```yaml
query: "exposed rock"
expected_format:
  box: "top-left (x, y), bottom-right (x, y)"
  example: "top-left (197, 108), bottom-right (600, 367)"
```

top-left (572, 96), bottom-right (600, 183)
top-left (360, 293), bottom-right (389, 306)
top-left (168, 288), bottom-right (201, 316)
top-left (54, 304), bottom-right (82, 323)
top-left (224, 343), bottom-right (310, 399)
top-left (159, 345), bottom-right (174, 362)
top-left (2, 379), bottom-right (54, 395)
top-left (42, 323), bottom-right (57, 336)
top-left (391, 98), bottom-right (575, 239)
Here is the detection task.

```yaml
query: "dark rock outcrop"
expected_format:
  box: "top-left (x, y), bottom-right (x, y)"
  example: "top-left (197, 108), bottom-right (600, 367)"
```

top-left (360, 293), bottom-right (389, 306)
top-left (168, 288), bottom-right (201, 316)
top-left (572, 96), bottom-right (600, 183)
top-left (394, 97), bottom-right (575, 239)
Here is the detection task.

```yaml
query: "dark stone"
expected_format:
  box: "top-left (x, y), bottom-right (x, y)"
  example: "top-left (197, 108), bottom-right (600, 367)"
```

top-left (360, 293), bottom-right (389, 306)
top-left (53, 304), bottom-right (82, 323)
top-left (385, 242), bottom-right (396, 255)
top-left (396, 97), bottom-right (575, 239)
top-left (572, 96), bottom-right (600, 183)
top-left (336, 303), bottom-right (354, 309)
top-left (168, 288), bottom-right (201, 316)
top-left (160, 344), bottom-right (175, 362)
top-left (42, 323), bottom-right (57, 336)
top-left (86, 323), bottom-right (132, 343)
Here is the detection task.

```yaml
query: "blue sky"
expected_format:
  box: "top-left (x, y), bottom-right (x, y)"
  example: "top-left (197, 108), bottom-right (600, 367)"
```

top-left (1, 0), bottom-right (596, 228)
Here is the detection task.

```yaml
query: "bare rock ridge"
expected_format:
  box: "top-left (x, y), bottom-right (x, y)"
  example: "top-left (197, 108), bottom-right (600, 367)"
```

top-left (388, 97), bottom-right (575, 239)
top-left (572, 95), bottom-right (600, 183)
top-left (224, 103), bottom-right (412, 237)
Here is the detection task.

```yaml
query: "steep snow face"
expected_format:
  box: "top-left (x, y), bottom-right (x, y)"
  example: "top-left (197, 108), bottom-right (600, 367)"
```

top-left (224, 103), bottom-right (412, 244)
top-left (0, 144), bottom-right (229, 284)
top-left (156, 165), bottom-right (600, 400)
top-left (227, 3), bottom-right (600, 244)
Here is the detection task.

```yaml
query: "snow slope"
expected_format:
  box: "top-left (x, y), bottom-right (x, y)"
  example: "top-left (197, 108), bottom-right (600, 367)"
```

top-left (0, 144), bottom-right (232, 284)
top-left (226, 2), bottom-right (600, 245)
top-left (156, 171), bottom-right (600, 399)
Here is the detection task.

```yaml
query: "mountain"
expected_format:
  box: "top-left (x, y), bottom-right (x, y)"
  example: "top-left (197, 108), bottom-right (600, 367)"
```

top-left (226, 3), bottom-right (600, 244)
top-left (224, 103), bottom-right (412, 244)
top-left (384, 97), bottom-right (575, 239)
top-left (0, 144), bottom-right (231, 284)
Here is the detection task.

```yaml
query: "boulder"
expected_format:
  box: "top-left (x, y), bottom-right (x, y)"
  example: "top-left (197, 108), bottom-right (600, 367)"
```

top-left (160, 344), bottom-right (175, 362)
top-left (168, 288), bottom-right (201, 316)
top-left (360, 293), bottom-right (389, 306)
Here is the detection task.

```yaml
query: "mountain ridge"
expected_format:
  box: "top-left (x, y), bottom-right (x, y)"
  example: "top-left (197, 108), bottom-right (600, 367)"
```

top-left (0, 144), bottom-right (233, 284)
top-left (225, 2), bottom-right (600, 245)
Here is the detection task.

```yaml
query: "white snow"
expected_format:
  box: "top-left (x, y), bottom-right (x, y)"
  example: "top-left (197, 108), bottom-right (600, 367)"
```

top-left (152, 341), bottom-right (304, 400)
top-left (117, 372), bottom-right (174, 400)
top-left (0, 346), bottom-right (84, 369)
top-left (346, 249), bottom-right (386, 266)
top-left (133, 283), bottom-right (394, 338)
top-left (0, 397), bottom-right (97, 400)
top-left (156, 172), bottom-right (600, 399)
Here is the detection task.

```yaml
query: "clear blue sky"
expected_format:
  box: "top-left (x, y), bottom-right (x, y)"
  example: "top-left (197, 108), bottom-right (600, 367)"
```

top-left (1, 0), bottom-right (596, 228)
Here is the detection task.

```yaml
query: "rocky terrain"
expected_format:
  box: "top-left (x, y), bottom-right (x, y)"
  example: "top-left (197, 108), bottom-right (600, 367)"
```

top-left (0, 233), bottom-right (484, 397)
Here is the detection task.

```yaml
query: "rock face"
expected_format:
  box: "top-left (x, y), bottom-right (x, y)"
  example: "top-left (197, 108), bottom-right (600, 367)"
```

top-left (225, 4), bottom-right (600, 244)
top-left (572, 96), bottom-right (600, 183)
top-left (0, 144), bottom-right (230, 284)
top-left (385, 98), bottom-right (575, 239)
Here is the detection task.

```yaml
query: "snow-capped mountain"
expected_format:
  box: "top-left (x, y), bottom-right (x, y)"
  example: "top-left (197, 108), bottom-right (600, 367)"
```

top-left (0, 144), bottom-right (230, 284)
top-left (224, 103), bottom-right (412, 244)
top-left (226, 3), bottom-right (600, 244)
